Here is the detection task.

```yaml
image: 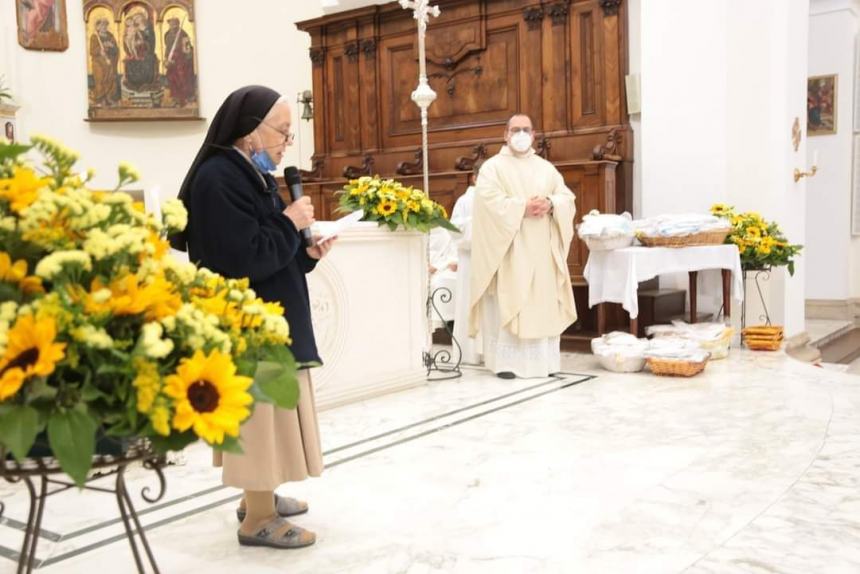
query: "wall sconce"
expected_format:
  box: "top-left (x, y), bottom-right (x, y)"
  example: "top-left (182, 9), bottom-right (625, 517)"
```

top-left (298, 90), bottom-right (313, 121)
top-left (794, 149), bottom-right (819, 183)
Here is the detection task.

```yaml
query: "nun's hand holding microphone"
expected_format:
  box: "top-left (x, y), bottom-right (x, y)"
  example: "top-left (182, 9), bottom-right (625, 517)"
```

top-left (284, 196), bottom-right (315, 230)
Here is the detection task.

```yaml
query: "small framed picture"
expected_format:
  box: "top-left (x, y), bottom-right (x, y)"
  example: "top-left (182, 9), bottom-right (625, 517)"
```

top-left (16, 0), bottom-right (69, 52)
top-left (808, 74), bottom-right (837, 136)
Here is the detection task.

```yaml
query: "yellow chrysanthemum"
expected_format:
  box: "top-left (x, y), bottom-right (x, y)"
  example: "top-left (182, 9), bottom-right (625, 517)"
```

top-left (0, 252), bottom-right (44, 294)
top-left (164, 350), bottom-right (253, 444)
top-left (376, 199), bottom-right (398, 217)
top-left (0, 315), bottom-right (66, 401)
top-left (86, 273), bottom-right (181, 321)
top-left (0, 167), bottom-right (51, 213)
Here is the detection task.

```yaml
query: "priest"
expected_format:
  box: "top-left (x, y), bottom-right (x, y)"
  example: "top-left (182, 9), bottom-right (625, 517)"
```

top-left (469, 114), bottom-right (577, 378)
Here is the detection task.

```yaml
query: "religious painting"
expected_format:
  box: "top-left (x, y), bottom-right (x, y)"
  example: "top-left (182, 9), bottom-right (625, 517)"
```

top-left (808, 75), bottom-right (837, 136)
top-left (16, 0), bottom-right (69, 52)
top-left (83, 0), bottom-right (200, 121)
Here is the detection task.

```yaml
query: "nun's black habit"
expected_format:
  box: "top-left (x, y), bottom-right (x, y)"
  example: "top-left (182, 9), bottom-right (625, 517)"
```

top-left (173, 85), bottom-right (321, 365)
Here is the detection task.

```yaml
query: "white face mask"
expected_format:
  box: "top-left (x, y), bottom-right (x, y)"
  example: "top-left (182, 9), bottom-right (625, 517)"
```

top-left (509, 131), bottom-right (533, 154)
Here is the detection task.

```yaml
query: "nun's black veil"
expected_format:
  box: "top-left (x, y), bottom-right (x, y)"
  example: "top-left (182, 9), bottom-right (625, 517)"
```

top-left (169, 85), bottom-right (281, 251)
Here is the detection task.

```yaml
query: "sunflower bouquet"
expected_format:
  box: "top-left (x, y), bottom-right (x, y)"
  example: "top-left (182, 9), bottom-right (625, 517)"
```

top-left (710, 203), bottom-right (803, 275)
top-left (0, 137), bottom-right (299, 484)
top-left (337, 175), bottom-right (459, 233)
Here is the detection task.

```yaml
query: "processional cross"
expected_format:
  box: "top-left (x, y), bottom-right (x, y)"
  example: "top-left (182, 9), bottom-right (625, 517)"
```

top-left (399, 0), bottom-right (440, 196)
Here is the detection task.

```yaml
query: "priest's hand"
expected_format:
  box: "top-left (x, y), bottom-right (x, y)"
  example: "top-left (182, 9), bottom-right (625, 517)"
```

top-left (525, 196), bottom-right (552, 218)
top-left (284, 196), bottom-right (315, 230)
top-left (307, 235), bottom-right (336, 260)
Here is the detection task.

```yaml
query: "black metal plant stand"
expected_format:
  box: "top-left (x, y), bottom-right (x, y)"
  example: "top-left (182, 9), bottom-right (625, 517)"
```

top-left (741, 267), bottom-right (773, 341)
top-left (424, 286), bottom-right (463, 380)
top-left (0, 440), bottom-right (166, 574)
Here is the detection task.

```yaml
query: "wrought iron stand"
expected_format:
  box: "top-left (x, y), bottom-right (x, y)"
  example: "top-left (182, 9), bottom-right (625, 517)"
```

top-left (741, 267), bottom-right (772, 342)
top-left (0, 440), bottom-right (166, 574)
top-left (424, 286), bottom-right (463, 380)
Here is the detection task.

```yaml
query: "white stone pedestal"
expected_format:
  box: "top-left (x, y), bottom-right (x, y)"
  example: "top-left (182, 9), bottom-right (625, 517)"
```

top-left (307, 222), bottom-right (429, 410)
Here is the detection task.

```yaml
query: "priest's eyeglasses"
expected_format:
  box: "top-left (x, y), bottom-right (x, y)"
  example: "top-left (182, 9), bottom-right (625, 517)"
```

top-left (508, 127), bottom-right (533, 135)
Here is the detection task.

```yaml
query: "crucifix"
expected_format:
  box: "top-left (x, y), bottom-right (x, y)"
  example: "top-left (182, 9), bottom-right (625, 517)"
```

top-left (399, 0), bottom-right (440, 197)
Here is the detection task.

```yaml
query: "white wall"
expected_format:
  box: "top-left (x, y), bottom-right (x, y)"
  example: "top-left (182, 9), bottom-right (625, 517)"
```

top-left (639, 1), bottom-right (728, 217)
top-left (807, 1), bottom-right (858, 301)
top-left (0, 1), bottom-right (323, 201)
top-left (636, 0), bottom-right (810, 334)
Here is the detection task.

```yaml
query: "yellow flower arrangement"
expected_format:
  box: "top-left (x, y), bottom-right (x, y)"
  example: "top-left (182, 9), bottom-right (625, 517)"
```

top-left (0, 137), bottom-right (300, 484)
top-left (710, 204), bottom-right (802, 275)
top-left (338, 175), bottom-right (459, 233)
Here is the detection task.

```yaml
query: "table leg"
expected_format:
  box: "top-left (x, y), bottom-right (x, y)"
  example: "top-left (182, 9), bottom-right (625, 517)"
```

top-left (689, 271), bottom-right (699, 323)
top-left (630, 315), bottom-right (639, 337)
top-left (597, 304), bottom-right (607, 336)
top-left (721, 269), bottom-right (732, 319)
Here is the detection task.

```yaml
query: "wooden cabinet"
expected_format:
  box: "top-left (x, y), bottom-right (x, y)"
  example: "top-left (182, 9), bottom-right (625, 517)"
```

top-left (295, 0), bottom-right (633, 342)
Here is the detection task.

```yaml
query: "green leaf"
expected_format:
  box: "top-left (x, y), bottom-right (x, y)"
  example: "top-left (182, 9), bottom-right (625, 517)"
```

top-left (149, 430), bottom-right (197, 454)
top-left (216, 435), bottom-right (244, 455)
top-left (0, 405), bottom-right (41, 460)
top-left (235, 356), bottom-right (256, 378)
top-left (788, 261), bottom-right (795, 276)
top-left (252, 360), bottom-right (299, 410)
top-left (0, 143), bottom-right (32, 163)
top-left (47, 409), bottom-right (98, 485)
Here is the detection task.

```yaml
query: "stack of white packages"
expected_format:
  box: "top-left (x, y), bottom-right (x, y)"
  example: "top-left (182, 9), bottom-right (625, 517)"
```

top-left (633, 214), bottom-right (730, 237)
top-left (647, 321), bottom-right (733, 360)
top-left (644, 337), bottom-right (710, 363)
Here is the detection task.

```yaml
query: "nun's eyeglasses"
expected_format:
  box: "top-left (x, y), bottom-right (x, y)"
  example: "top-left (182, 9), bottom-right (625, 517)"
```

top-left (257, 119), bottom-right (295, 144)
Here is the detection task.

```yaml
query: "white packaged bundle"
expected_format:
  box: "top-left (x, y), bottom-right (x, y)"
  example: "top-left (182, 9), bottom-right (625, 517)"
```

top-left (578, 210), bottom-right (635, 251)
top-left (591, 331), bottom-right (649, 372)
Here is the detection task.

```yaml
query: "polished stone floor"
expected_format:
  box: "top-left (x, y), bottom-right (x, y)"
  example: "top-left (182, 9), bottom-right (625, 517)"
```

top-left (1, 350), bottom-right (859, 573)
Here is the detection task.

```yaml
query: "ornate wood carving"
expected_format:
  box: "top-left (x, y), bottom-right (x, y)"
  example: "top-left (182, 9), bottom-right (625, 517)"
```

top-left (344, 42), bottom-right (360, 62)
top-left (309, 47), bottom-right (326, 67)
top-left (342, 154), bottom-right (375, 179)
top-left (454, 144), bottom-right (488, 172)
top-left (300, 158), bottom-right (325, 182)
top-left (599, 0), bottom-right (622, 16)
top-left (522, 7), bottom-right (545, 31)
top-left (548, 3), bottom-right (570, 26)
top-left (536, 135), bottom-right (551, 160)
top-left (591, 128), bottom-right (623, 161)
top-left (428, 59), bottom-right (483, 97)
top-left (396, 150), bottom-right (424, 176)
top-left (361, 38), bottom-right (377, 57)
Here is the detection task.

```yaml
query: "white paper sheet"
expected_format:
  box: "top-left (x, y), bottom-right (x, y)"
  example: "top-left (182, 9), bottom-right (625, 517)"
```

top-left (315, 209), bottom-right (365, 242)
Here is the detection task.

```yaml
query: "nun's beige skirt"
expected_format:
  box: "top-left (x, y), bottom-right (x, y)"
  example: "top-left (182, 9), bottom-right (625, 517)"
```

top-left (214, 370), bottom-right (323, 491)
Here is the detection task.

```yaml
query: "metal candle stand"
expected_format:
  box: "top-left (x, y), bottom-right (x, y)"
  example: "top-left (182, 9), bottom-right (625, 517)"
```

top-left (0, 440), bottom-right (166, 574)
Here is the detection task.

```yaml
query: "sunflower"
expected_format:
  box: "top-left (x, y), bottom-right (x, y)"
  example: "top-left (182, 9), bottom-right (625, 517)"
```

top-left (376, 199), bottom-right (398, 217)
top-left (0, 367), bottom-right (25, 402)
top-left (164, 349), bottom-right (253, 445)
top-left (0, 315), bottom-right (66, 401)
top-left (0, 167), bottom-right (51, 213)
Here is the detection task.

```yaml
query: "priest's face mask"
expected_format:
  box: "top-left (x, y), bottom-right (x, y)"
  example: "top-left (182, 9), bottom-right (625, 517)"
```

top-left (505, 114), bottom-right (534, 155)
top-left (249, 102), bottom-right (294, 167)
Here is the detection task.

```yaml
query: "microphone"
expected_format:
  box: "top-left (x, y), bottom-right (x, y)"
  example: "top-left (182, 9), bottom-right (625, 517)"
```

top-left (284, 166), bottom-right (315, 248)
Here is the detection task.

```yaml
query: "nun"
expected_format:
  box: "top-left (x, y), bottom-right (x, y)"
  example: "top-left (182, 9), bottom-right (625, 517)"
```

top-left (172, 86), bottom-right (334, 549)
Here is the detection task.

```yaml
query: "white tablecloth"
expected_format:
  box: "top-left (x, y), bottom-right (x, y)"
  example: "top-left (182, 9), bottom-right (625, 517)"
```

top-left (583, 245), bottom-right (743, 318)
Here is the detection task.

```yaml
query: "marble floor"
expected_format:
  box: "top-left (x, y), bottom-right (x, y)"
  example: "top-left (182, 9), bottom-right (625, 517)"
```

top-left (1, 350), bottom-right (859, 573)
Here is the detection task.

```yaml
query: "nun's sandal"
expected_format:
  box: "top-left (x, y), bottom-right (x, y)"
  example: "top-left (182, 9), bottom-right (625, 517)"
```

top-left (237, 517), bottom-right (316, 549)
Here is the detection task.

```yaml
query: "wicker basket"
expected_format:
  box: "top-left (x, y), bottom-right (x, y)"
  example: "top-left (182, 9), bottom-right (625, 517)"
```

top-left (742, 325), bottom-right (783, 351)
top-left (582, 234), bottom-right (635, 252)
top-left (646, 357), bottom-right (708, 377)
top-left (637, 228), bottom-right (731, 248)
